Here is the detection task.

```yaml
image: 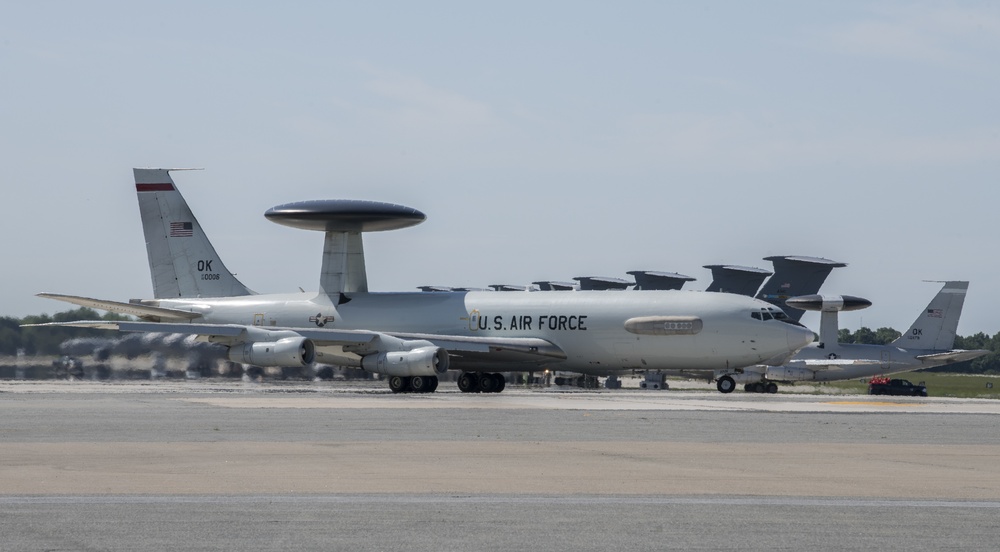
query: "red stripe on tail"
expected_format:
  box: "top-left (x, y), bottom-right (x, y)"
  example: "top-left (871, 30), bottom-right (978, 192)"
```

top-left (136, 183), bottom-right (175, 192)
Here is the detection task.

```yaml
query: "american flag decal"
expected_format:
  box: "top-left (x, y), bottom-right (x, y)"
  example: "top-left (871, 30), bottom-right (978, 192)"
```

top-left (927, 309), bottom-right (943, 318)
top-left (170, 222), bottom-right (193, 237)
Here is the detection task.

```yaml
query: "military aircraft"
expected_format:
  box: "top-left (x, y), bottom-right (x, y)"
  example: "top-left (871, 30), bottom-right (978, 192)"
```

top-left (732, 281), bottom-right (989, 393)
top-left (704, 256), bottom-right (847, 321)
top-left (32, 168), bottom-right (814, 394)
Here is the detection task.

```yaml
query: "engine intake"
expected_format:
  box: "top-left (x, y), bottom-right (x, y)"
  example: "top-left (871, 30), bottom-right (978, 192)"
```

top-left (228, 336), bottom-right (315, 367)
top-left (361, 346), bottom-right (450, 377)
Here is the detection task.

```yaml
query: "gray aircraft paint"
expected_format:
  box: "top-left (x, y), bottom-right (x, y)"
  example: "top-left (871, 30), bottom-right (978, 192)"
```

top-left (33, 168), bottom-right (815, 383)
top-left (703, 264), bottom-right (772, 296)
top-left (767, 281), bottom-right (988, 383)
top-left (146, 288), bottom-right (806, 375)
top-left (135, 169), bottom-right (254, 299)
top-left (755, 256), bottom-right (847, 321)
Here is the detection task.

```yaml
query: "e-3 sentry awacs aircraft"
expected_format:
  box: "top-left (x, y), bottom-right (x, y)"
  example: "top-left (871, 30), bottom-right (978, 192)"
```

top-left (32, 168), bottom-right (814, 394)
top-left (750, 281), bottom-right (988, 392)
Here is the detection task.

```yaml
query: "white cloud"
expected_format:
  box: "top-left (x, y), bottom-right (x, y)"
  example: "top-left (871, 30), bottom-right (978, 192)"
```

top-left (823, 4), bottom-right (1000, 69)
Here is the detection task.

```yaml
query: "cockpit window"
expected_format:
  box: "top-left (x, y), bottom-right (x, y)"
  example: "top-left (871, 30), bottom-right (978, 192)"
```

top-left (753, 307), bottom-right (795, 324)
top-left (751, 309), bottom-right (774, 321)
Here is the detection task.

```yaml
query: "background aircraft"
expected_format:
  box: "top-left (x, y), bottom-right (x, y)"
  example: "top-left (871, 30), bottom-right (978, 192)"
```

top-left (737, 281), bottom-right (989, 393)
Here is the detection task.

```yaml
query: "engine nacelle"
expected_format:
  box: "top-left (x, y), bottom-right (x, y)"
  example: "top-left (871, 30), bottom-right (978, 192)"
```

top-left (765, 366), bottom-right (816, 382)
top-left (227, 336), bottom-right (315, 367)
top-left (361, 346), bottom-right (450, 377)
top-left (785, 294), bottom-right (871, 312)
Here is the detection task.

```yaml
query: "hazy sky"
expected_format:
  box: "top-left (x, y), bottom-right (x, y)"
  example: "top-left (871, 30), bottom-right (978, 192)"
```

top-left (2, 1), bottom-right (998, 335)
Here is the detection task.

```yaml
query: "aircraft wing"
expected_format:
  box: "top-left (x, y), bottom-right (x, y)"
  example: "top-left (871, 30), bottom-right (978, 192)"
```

top-left (24, 320), bottom-right (565, 367)
top-left (915, 349), bottom-right (990, 364)
top-left (785, 358), bottom-right (902, 371)
top-left (36, 293), bottom-right (201, 321)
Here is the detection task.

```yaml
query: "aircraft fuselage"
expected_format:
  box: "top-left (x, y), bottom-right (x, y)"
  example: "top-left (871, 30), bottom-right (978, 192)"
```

top-left (154, 289), bottom-right (813, 375)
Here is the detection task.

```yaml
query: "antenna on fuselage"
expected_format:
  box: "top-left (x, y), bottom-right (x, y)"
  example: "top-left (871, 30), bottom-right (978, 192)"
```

top-left (264, 199), bottom-right (426, 295)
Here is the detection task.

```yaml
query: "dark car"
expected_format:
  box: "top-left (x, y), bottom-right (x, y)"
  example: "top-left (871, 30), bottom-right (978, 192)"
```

top-left (868, 377), bottom-right (928, 397)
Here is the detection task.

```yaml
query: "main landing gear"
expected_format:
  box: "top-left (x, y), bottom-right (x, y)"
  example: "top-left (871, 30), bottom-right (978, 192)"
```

top-left (744, 382), bottom-right (779, 394)
top-left (715, 375), bottom-right (778, 394)
top-left (457, 372), bottom-right (506, 393)
top-left (388, 375), bottom-right (439, 394)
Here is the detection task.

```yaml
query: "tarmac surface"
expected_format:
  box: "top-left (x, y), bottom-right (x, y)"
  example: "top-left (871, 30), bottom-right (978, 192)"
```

top-left (2, 380), bottom-right (1000, 551)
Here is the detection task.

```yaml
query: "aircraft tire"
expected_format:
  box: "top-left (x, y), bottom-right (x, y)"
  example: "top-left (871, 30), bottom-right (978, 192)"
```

top-left (716, 376), bottom-right (736, 394)
top-left (457, 372), bottom-right (479, 393)
top-left (389, 376), bottom-right (411, 393)
top-left (428, 376), bottom-right (439, 392)
top-left (766, 382), bottom-right (778, 394)
top-left (479, 373), bottom-right (498, 393)
top-left (495, 374), bottom-right (506, 393)
top-left (410, 375), bottom-right (428, 393)
top-left (752, 382), bottom-right (765, 393)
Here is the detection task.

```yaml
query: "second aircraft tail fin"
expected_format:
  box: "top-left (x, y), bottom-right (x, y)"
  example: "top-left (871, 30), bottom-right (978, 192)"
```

top-left (756, 256), bottom-right (847, 321)
top-left (891, 281), bottom-right (968, 351)
top-left (134, 168), bottom-right (255, 299)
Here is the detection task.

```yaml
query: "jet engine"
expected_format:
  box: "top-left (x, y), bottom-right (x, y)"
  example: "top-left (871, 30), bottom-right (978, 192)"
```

top-left (227, 336), bottom-right (316, 367)
top-left (361, 346), bottom-right (450, 377)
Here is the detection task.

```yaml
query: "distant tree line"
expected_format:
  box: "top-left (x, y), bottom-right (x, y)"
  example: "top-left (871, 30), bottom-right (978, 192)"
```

top-left (837, 327), bottom-right (1000, 374)
top-left (0, 308), bottom-right (129, 356)
top-left (3, 309), bottom-right (1000, 374)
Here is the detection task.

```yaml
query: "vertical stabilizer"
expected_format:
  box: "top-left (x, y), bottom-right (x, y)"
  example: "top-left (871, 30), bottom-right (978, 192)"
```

top-left (891, 281), bottom-right (969, 351)
top-left (703, 265), bottom-right (773, 296)
top-left (134, 168), bottom-right (254, 298)
top-left (757, 256), bottom-right (847, 321)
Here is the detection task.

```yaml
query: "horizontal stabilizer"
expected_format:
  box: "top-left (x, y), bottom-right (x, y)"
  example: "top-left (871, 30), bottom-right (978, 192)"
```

top-left (915, 349), bottom-right (990, 364)
top-left (36, 293), bottom-right (200, 321)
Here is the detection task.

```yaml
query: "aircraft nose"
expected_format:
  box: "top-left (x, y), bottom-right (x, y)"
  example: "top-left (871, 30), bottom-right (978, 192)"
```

top-left (787, 324), bottom-right (815, 352)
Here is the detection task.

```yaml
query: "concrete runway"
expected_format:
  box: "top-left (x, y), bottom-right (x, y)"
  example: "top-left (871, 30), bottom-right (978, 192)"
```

top-left (2, 380), bottom-right (1000, 551)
